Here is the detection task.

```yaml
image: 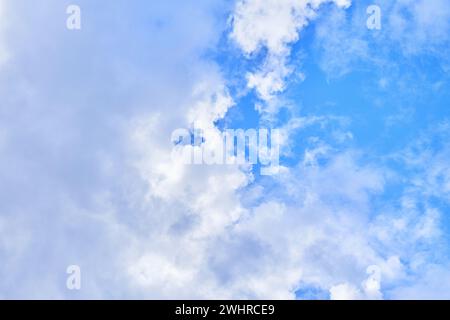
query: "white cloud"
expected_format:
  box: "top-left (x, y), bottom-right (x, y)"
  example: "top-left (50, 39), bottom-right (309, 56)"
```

top-left (231, 0), bottom-right (351, 56)
top-left (330, 265), bottom-right (383, 300)
top-left (330, 283), bottom-right (362, 300)
top-left (246, 54), bottom-right (293, 102)
top-left (0, 0), bottom-right (449, 300)
top-left (0, 0), bottom-right (248, 299)
top-left (122, 119), bottom-right (450, 299)
top-left (123, 128), bottom-right (435, 300)
top-left (230, 0), bottom-right (351, 105)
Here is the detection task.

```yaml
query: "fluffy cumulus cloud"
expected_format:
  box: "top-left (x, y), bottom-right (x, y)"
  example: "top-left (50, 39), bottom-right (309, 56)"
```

top-left (230, 0), bottom-right (351, 104)
top-left (230, 0), bottom-right (351, 54)
top-left (0, 0), bottom-right (449, 300)
top-left (0, 0), bottom-right (244, 298)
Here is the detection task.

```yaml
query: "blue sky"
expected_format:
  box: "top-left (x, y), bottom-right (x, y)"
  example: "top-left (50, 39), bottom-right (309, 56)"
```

top-left (0, 0), bottom-right (449, 299)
